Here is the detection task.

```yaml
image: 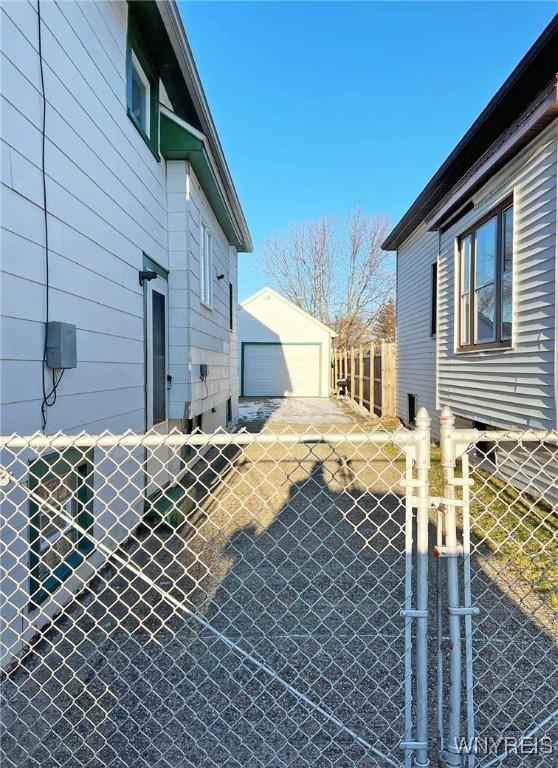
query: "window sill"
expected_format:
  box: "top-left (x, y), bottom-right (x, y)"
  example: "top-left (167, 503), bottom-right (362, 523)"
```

top-left (200, 300), bottom-right (213, 312)
top-left (456, 342), bottom-right (513, 354)
top-left (127, 109), bottom-right (160, 162)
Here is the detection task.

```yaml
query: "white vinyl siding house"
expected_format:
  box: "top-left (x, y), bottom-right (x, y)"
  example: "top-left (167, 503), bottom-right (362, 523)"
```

top-left (396, 224), bottom-right (438, 426)
top-left (0, 0), bottom-right (250, 666)
top-left (384, 18), bottom-right (558, 438)
top-left (239, 288), bottom-right (336, 398)
top-left (437, 124), bottom-right (557, 432)
top-left (0, 0), bottom-right (250, 438)
top-left (167, 156), bottom-right (240, 430)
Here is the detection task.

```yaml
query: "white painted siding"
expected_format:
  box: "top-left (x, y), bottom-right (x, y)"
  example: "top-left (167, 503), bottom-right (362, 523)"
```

top-left (0, 0), bottom-right (166, 436)
top-left (396, 224), bottom-right (438, 430)
top-left (0, 2), bottom-right (240, 436)
top-left (437, 121), bottom-right (557, 430)
top-left (0, 1), bottom-right (243, 666)
top-left (243, 344), bottom-right (321, 397)
top-left (238, 289), bottom-right (333, 397)
top-left (185, 165), bottom-right (237, 424)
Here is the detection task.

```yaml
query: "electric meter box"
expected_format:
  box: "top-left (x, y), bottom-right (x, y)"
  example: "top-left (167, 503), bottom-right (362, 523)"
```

top-left (46, 322), bottom-right (77, 369)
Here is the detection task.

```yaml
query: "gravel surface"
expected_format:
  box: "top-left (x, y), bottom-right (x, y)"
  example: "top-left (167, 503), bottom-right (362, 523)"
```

top-left (2, 399), bottom-right (556, 767)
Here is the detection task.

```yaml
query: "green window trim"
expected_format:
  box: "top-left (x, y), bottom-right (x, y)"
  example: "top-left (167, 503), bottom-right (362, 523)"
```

top-left (126, 13), bottom-right (160, 160)
top-left (28, 448), bottom-right (94, 608)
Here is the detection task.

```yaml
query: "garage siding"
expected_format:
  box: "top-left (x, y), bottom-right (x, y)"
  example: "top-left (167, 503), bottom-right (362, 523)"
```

top-left (242, 344), bottom-right (321, 397)
top-left (238, 289), bottom-right (334, 397)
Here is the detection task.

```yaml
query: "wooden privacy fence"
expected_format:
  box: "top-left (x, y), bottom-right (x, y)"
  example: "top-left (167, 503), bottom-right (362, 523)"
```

top-left (332, 342), bottom-right (396, 418)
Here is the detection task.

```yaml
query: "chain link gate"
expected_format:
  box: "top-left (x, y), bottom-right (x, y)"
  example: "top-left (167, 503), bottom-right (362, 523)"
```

top-left (1, 408), bottom-right (556, 767)
top-left (436, 407), bottom-right (557, 768)
top-left (0, 418), bottom-right (431, 768)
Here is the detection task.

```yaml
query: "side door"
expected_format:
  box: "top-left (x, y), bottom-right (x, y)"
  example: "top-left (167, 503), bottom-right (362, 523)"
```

top-left (144, 262), bottom-right (170, 491)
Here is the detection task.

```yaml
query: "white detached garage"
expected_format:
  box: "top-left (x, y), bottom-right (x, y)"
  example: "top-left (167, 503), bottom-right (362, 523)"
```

top-left (239, 288), bottom-right (336, 397)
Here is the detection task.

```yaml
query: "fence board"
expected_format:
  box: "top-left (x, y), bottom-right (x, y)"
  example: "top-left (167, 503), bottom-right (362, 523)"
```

top-left (332, 342), bottom-right (395, 417)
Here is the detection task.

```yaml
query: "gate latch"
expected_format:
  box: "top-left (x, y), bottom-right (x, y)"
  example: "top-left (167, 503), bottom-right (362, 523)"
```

top-left (428, 496), bottom-right (466, 509)
top-left (434, 545), bottom-right (463, 558)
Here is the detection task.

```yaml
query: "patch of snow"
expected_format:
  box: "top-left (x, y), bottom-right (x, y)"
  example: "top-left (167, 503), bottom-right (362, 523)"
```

top-left (238, 398), bottom-right (352, 425)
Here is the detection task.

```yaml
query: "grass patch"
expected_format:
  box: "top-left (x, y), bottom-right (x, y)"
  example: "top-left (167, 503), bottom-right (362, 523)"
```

top-left (375, 438), bottom-right (556, 609)
top-left (428, 444), bottom-right (557, 609)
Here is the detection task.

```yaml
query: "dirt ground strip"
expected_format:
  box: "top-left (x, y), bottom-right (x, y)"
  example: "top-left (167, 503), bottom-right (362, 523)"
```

top-left (1, 398), bottom-right (556, 768)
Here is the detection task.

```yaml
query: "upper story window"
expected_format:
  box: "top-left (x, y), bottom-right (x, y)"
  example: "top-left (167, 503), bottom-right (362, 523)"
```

top-left (126, 16), bottom-right (159, 158)
top-left (200, 223), bottom-right (212, 307)
top-left (130, 52), bottom-right (150, 135)
top-left (458, 197), bottom-right (513, 350)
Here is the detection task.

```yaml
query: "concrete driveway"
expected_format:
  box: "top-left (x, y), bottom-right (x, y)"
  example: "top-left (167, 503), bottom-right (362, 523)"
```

top-left (239, 396), bottom-right (355, 430)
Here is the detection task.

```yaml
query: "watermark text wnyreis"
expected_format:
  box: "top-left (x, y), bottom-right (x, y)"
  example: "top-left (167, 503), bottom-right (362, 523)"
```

top-left (454, 736), bottom-right (553, 756)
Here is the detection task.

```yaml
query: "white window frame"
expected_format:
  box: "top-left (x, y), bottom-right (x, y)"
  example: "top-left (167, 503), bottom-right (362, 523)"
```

top-left (200, 222), bottom-right (212, 308)
top-left (131, 50), bottom-right (151, 137)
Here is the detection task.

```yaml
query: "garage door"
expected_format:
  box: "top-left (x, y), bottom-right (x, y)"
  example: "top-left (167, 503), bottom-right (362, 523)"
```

top-left (243, 344), bottom-right (321, 396)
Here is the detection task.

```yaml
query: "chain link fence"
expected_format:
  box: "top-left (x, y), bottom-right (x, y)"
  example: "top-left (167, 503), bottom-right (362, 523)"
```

top-left (0, 409), bottom-right (556, 767)
top-left (436, 408), bottom-right (558, 767)
top-left (1, 424), bottom-right (429, 768)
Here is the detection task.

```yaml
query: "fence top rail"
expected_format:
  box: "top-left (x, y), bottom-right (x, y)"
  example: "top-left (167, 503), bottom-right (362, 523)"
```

top-left (455, 428), bottom-right (558, 444)
top-left (0, 428), bottom-right (421, 450)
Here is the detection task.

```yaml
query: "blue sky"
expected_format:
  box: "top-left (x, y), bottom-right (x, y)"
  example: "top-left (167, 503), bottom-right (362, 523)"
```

top-left (179, 1), bottom-right (557, 300)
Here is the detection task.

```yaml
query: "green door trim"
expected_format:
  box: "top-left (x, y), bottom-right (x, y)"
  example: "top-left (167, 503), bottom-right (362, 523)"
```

top-left (143, 253), bottom-right (168, 432)
top-left (240, 342), bottom-right (322, 397)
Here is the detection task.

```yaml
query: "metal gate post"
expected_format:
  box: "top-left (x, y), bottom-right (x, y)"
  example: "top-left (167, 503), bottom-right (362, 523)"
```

top-left (439, 406), bottom-right (463, 768)
top-left (414, 407), bottom-right (431, 768)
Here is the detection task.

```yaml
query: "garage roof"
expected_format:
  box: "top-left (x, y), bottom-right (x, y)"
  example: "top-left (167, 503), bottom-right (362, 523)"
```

top-left (241, 288), bottom-right (337, 337)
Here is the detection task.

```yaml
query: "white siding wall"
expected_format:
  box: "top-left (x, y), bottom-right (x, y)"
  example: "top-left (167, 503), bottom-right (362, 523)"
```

top-left (0, 0), bottom-right (167, 436)
top-left (167, 160), bottom-right (191, 420)
top-left (185, 165), bottom-right (237, 425)
top-left (0, 0), bottom-right (168, 668)
top-left (438, 121), bottom-right (557, 430)
top-left (238, 291), bottom-right (332, 397)
top-left (396, 224), bottom-right (438, 430)
top-left (0, 1), bottom-right (242, 666)
top-left (229, 246), bottom-right (239, 422)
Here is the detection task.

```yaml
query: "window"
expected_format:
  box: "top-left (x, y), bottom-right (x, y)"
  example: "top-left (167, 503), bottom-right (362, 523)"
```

top-left (28, 449), bottom-right (94, 606)
top-left (130, 52), bottom-right (150, 136)
top-left (200, 223), bottom-right (212, 307)
top-left (473, 421), bottom-right (497, 464)
top-left (227, 397), bottom-right (232, 425)
top-left (431, 262), bottom-right (437, 336)
top-left (458, 198), bottom-right (513, 349)
top-left (408, 394), bottom-right (416, 426)
top-left (229, 282), bottom-right (234, 330)
top-left (182, 414), bottom-right (203, 463)
top-left (126, 15), bottom-right (159, 157)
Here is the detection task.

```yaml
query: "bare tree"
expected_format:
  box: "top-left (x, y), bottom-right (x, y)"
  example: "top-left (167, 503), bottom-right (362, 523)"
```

top-left (260, 209), bottom-right (393, 348)
top-left (370, 298), bottom-right (396, 342)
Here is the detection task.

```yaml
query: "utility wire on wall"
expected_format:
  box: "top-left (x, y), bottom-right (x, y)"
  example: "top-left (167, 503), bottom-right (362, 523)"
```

top-left (37, 0), bottom-right (64, 430)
